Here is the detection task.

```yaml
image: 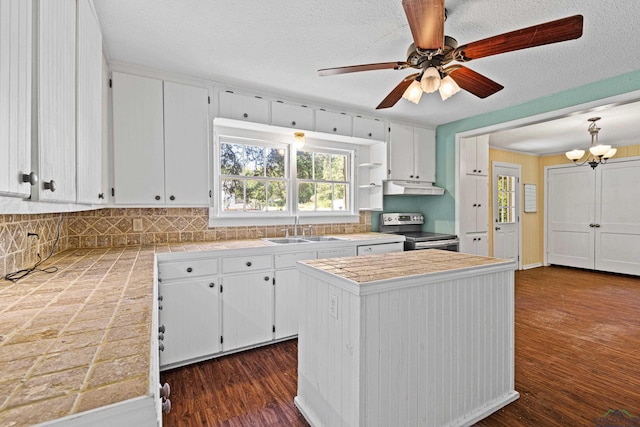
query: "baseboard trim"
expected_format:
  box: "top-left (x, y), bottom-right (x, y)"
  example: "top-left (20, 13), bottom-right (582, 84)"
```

top-left (522, 262), bottom-right (543, 270)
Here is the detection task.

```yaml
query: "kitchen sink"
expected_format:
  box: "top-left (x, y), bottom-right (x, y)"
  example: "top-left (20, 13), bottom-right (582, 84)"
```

top-left (263, 236), bottom-right (345, 244)
top-left (302, 236), bottom-right (344, 242)
top-left (265, 238), bottom-right (310, 244)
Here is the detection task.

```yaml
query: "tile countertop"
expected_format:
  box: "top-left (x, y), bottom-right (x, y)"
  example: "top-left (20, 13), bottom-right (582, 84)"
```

top-left (300, 249), bottom-right (511, 284)
top-left (0, 232), bottom-right (395, 426)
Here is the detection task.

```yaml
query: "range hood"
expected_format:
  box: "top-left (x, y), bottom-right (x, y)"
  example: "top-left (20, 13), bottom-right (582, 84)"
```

top-left (383, 180), bottom-right (445, 196)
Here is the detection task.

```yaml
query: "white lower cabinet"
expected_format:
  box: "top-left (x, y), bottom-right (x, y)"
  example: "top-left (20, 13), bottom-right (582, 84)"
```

top-left (221, 271), bottom-right (274, 352)
top-left (159, 279), bottom-right (220, 368)
top-left (460, 233), bottom-right (488, 256)
top-left (318, 247), bottom-right (356, 259)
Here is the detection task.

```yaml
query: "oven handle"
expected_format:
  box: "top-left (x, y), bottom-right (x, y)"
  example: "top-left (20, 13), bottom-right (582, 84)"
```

top-left (412, 239), bottom-right (459, 249)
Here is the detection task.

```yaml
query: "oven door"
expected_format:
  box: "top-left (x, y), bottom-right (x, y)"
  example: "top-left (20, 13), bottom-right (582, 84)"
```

top-left (410, 239), bottom-right (459, 252)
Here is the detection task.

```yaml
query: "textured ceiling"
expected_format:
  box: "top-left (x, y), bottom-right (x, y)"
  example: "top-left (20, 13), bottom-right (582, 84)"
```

top-left (93, 0), bottom-right (640, 154)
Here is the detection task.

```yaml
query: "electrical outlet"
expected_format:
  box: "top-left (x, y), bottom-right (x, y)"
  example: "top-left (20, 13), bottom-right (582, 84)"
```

top-left (329, 294), bottom-right (338, 319)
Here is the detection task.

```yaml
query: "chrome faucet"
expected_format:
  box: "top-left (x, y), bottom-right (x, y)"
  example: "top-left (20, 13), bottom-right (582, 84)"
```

top-left (293, 215), bottom-right (299, 237)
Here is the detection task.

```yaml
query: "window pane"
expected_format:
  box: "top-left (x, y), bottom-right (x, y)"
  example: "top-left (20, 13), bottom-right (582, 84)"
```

top-left (266, 147), bottom-right (285, 178)
top-left (497, 175), bottom-right (516, 224)
top-left (316, 183), bottom-right (332, 210)
top-left (334, 183), bottom-right (347, 210)
top-left (246, 180), bottom-right (265, 211)
top-left (220, 143), bottom-right (243, 175)
top-left (267, 180), bottom-right (287, 211)
top-left (331, 154), bottom-right (346, 181)
top-left (314, 153), bottom-right (330, 181)
top-left (221, 179), bottom-right (243, 211)
top-left (298, 182), bottom-right (315, 211)
top-left (244, 145), bottom-right (264, 177)
top-left (297, 151), bottom-right (313, 179)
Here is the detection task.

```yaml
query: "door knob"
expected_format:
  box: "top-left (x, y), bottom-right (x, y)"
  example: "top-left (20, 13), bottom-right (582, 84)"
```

top-left (495, 226), bottom-right (501, 231)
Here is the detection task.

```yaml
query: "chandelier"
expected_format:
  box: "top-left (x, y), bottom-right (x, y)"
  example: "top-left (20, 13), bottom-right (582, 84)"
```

top-left (565, 117), bottom-right (616, 169)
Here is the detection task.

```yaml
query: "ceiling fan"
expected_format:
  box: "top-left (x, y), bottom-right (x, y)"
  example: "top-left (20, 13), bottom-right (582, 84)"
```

top-left (318, 0), bottom-right (583, 109)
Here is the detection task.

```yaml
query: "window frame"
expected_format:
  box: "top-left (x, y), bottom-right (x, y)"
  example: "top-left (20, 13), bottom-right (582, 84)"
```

top-left (210, 121), bottom-right (359, 226)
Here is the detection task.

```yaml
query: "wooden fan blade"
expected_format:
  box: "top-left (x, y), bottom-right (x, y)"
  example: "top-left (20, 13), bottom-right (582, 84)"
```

top-left (376, 73), bottom-right (420, 109)
top-left (453, 15), bottom-right (583, 62)
top-left (447, 66), bottom-right (504, 98)
top-left (318, 62), bottom-right (409, 76)
top-left (402, 0), bottom-right (445, 51)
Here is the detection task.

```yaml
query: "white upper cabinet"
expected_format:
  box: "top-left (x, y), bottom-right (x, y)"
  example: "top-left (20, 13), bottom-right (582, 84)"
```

top-left (353, 116), bottom-right (385, 141)
top-left (112, 72), bottom-right (165, 204)
top-left (315, 109), bottom-right (353, 136)
top-left (219, 90), bottom-right (269, 124)
top-left (76, 0), bottom-right (104, 204)
top-left (112, 72), bottom-right (210, 205)
top-left (32, 0), bottom-right (77, 202)
top-left (271, 101), bottom-right (314, 130)
top-left (388, 123), bottom-right (436, 182)
top-left (163, 81), bottom-right (210, 205)
top-left (460, 135), bottom-right (489, 176)
top-left (0, 0), bottom-right (32, 198)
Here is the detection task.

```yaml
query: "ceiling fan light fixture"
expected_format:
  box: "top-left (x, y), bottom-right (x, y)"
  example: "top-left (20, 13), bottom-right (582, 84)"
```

top-left (565, 149), bottom-right (585, 161)
top-left (402, 79), bottom-right (423, 104)
top-left (420, 67), bottom-right (440, 93)
top-left (438, 75), bottom-right (460, 100)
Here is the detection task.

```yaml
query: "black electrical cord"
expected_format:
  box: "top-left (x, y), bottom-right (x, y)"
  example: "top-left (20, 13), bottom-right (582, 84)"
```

top-left (4, 213), bottom-right (62, 282)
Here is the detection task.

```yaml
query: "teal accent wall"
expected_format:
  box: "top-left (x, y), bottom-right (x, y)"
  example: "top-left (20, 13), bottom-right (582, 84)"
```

top-left (376, 70), bottom-right (640, 234)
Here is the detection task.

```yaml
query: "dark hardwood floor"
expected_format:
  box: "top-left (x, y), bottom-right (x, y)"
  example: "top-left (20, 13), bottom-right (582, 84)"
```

top-left (161, 266), bottom-right (640, 426)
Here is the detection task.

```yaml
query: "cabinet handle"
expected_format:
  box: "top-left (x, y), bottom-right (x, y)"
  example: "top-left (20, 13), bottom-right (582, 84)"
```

top-left (98, 193), bottom-right (104, 199)
top-left (416, 175), bottom-right (419, 179)
top-left (410, 175), bottom-right (414, 178)
top-left (158, 333), bottom-right (164, 341)
top-left (478, 237), bottom-right (482, 241)
top-left (473, 203), bottom-right (477, 207)
top-left (159, 382), bottom-right (171, 399)
top-left (186, 267), bottom-right (193, 273)
top-left (589, 223), bottom-right (595, 228)
top-left (333, 127), bottom-right (337, 132)
top-left (478, 204), bottom-right (481, 207)
top-left (478, 170), bottom-right (482, 173)
top-left (155, 195), bottom-right (161, 201)
top-left (43, 180), bottom-right (56, 192)
top-left (209, 282), bottom-right (215, 288)
top-left (169, 195), bottom-right (175, 201)
top-left (158, 295), bottom-right (163, 301)
top-left (368, 132), bottom-right (372, 137)
top-left (159, 343), bottom-right (165, 351)
top-left (21, 172), bottom-right (38, 186)
top-left (246, 261), bottom-right (252, 267)
top-left (595, 224), bottom-right (601, 228)
top-left (473, 169), bottom-right (478, 173)
top-left (243, 113), bottom-right (248, 118)
top-left (162, 398), bottom-right (171, 414)
top-left (291, 120), bottom-right (296, 126)
top-left (158, 304), bottom-right (163, 310)
top-left (264, 276), bottom-right (270, 281)
top-left (159, 324), bottom-right (166, 333)
top-left (473, 238), bottom-right (477, 241)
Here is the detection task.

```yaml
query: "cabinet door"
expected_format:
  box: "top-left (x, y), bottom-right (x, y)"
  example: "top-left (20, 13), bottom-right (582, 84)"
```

top-left (271, 101), bottom-right (314, 130)
top-left (388, 122), bottom-right (415, 180)
top-left (112, 72), bottom-right (165, 204)
top-left (460, 136), bottom-right (489, 176)
top-left (353, 116), bottom-right (385, 141)
top-left (274, 268), bottom-right (300, 339)
top-left (459, 233), bottom-right (488, 256)
top-left (222, 272), bottom-right (274, 351)
top-left (475, 135), bottom-right (489, 176)
top-left (76, 0), bottom-right (103, 204)
top-left (164, 82), bottom-right (210, 205)
top-left (0, 0), bottom-right (31, 197)
top-left (414, 126), bottom-right (436, 182)
top-left (475, 175), bottom-right (489, 232)
top-left (159, 279), bottom-right (221, 368)
top-left (218, 91), bottom-right (269, 124)
top-left (35, 0), bottom-right (76, 202)
top-left (315, 109), bottom-right (352, 136)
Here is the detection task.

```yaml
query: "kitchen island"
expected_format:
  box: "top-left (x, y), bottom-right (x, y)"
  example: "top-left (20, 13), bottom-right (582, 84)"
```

top-left (295, 250), bottom-right (519, 427)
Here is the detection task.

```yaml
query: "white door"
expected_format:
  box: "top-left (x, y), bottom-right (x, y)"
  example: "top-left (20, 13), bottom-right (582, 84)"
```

top-left (546, 167), bottom-right (595, 269)
top-left (159, 279), bottom-right (221, 368)
top-left (492, 163), bottom-right (520, 266)
top-left (221, 272), bottom-right (274, 351)
top-left (595, 161), bottom-right (640, 275)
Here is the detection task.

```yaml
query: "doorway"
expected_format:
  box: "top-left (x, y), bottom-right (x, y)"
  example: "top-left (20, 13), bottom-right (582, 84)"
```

top-left (492, 162), bottom-right (521, 268)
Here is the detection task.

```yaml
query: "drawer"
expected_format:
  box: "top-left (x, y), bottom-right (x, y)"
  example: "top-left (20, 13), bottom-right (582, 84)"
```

top-left (274, 251), bottom-right (317, 269)
top-left (317, 247), bottom-right (356, 259)
top-left (222, 254), bottom-right (272, 273)
top-left (158, 259), bottom-right (218, 281)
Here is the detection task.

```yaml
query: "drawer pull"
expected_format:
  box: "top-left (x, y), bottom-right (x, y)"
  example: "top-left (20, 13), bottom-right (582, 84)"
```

top-left (159, 324), bottom-right (165, 333)
top-left (159, 382), bottom-right (171, 399)
top-left (162, 398), bottom-right (171, 414)
top-left (159, 343), bottom-right (165, 351)
top-left (209, 282), bottom-right (215, 288)
top-left (186, 267), bottom-right (193, 273)
top-left (246, 261), bottom-right (252, 267)
top-left (264, 276), bottom-right (270, 281)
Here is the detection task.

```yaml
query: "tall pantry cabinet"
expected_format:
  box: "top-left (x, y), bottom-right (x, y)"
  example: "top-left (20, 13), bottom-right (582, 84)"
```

top-left (111, 72), bottom-right (210, 205)
top-left (458, 135), bottom-right (489, 256)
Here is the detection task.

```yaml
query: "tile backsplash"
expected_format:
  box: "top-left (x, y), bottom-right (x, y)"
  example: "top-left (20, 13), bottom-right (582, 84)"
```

top-left (1, 208), bottom-right (372, 278)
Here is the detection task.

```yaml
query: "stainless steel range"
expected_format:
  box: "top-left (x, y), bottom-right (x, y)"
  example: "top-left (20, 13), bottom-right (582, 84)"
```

top-left (379, 213), bottom-right (459, 251)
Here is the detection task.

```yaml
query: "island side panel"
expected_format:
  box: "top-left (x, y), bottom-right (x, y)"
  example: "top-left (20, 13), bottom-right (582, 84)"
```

top-left (296, 270), bottom-right (361, 427)
top-left (361, 268), bottom-right (516, 427)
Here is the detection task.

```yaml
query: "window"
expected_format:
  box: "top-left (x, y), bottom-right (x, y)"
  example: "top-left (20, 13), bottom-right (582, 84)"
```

top-left (220, 139), bottom-right (288, 213)
top-left (213, 125), bottom-right (356, 224)
top-left (497, 175), bottom-right (516, 223)
top-left (296, 149), bottom-right (349, 212)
